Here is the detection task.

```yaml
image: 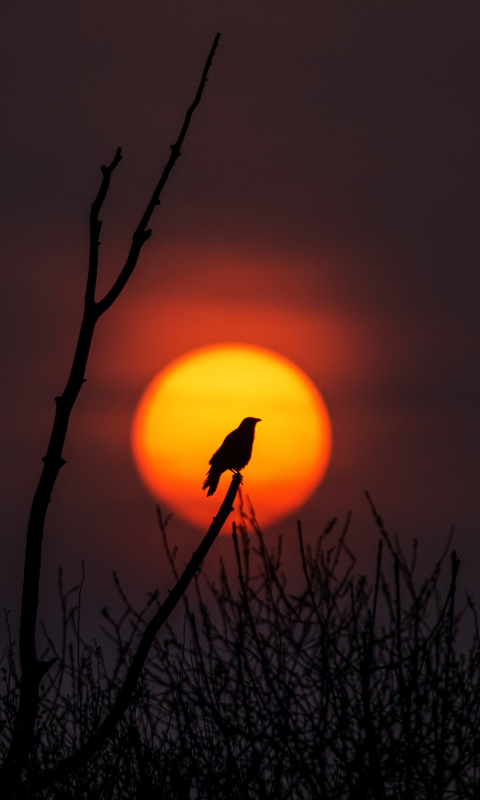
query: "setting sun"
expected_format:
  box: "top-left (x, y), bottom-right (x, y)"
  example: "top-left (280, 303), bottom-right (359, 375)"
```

top-left (131, 343), bottom-right (332, 530)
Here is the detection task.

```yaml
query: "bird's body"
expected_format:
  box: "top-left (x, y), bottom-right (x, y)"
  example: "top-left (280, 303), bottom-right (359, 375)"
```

top-left (202, 417), bottom-right (261, 496)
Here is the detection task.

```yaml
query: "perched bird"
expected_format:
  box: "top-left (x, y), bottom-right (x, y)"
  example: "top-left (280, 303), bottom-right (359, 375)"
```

top-left (202, 417), bottom-right (261, 496)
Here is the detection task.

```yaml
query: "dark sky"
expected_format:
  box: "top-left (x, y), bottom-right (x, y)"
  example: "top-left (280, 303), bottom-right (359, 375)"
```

top-left (2, 1), bottom-right (480, 639)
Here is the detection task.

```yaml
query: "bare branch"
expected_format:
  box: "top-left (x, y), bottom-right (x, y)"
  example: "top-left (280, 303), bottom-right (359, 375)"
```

top-left (95, 32), bottom-right (221, 317)
top-left (85, 147), bottom-right (122, 308)
top-left (32, 471), bottom-right (242, 790)
top-left (0, 34), bottom-right (221, 796)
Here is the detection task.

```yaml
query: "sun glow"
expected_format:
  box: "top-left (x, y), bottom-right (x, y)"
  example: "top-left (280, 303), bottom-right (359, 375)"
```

top-left (131, 343), bottom-right (332, 530)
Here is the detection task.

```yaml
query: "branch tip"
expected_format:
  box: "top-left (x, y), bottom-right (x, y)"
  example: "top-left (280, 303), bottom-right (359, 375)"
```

top-left (101, 147), bottom-right (122, 175)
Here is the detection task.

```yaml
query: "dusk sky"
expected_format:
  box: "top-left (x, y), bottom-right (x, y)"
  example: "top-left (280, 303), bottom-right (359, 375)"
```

top-left (2, 1), bottom-right (480, 637)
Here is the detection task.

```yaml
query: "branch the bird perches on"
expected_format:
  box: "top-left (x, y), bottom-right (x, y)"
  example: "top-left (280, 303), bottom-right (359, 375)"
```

top-left (32, 470), bottom-right (242, 790)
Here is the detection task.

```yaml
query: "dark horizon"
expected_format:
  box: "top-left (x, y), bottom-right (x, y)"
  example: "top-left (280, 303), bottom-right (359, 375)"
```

top-left (1, 1), bottom-right (480, 637)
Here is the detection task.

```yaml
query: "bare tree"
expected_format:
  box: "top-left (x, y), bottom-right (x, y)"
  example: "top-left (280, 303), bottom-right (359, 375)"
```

top-left (0, 32), bottom-right (245, 798)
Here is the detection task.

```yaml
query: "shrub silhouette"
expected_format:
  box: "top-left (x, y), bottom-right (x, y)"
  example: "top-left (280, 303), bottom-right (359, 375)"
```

top-left (2, 498), bottom-right (479, 798)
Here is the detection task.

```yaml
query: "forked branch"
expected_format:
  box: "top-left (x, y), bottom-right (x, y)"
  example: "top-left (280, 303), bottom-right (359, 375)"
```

top-left (95, 32), bottom-right (220, 317)
top-left (0, 32), bottom-right (220, 797)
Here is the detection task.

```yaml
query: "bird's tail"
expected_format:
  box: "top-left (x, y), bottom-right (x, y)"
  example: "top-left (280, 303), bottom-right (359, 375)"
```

top-left (202, 467), bottom-right (221, 496)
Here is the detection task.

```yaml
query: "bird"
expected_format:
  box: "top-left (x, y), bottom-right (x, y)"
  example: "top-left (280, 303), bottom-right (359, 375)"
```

top-left (202, 417), bottom-right (261, 496)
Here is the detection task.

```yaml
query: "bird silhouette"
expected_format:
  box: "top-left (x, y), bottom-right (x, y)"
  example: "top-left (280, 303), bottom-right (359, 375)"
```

top-left (202, 417), bottom-right (261, 496)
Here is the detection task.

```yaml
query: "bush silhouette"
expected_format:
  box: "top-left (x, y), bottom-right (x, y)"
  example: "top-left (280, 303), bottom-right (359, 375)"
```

top-left (2, 499), bottom-right (479, 798)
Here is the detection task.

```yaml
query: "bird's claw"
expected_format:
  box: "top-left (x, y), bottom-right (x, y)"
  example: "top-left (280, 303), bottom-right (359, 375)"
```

top-left (229, 469), bottom-right (244, 484)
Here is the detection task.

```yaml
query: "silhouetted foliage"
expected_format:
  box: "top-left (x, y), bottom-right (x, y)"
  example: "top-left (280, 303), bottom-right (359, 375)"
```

top-left (2, 498), bottom-right (479, 799)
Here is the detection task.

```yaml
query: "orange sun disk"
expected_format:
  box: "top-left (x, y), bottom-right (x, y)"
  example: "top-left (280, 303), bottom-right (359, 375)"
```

top-left (131, 343), bottom-right (332, 530)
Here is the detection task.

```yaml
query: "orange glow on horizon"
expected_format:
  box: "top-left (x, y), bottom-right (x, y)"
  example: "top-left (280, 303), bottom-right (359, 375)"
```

top-left (131, 343), bottom-right (332, 530)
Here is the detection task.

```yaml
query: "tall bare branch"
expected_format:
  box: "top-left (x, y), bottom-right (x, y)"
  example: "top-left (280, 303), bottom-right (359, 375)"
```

top-left (0, 33), bottom-right (220, 796)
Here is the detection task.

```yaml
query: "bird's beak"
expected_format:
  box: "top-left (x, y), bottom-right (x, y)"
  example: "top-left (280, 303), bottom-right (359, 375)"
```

top-left (255, 418), bottom-right (262, 423)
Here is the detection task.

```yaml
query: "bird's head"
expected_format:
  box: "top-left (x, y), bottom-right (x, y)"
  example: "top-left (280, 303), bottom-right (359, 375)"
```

top-left (240, 417), bottom-right (262, 428)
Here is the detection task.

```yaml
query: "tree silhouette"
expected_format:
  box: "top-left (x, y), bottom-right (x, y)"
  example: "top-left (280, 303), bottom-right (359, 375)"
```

top-left (0, 32), bottom-right (247, 798)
